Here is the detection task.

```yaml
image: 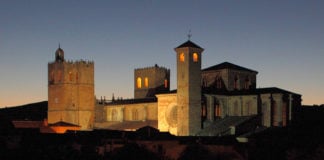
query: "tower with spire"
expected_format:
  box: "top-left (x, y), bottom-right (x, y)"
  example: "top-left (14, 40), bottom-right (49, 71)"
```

top-left (48, 46), bottom-right (95, 131)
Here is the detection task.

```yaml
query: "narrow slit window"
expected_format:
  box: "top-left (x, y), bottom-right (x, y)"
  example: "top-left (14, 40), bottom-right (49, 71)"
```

top-left (164, 79), bottom-right (168, 88)
top-left (144, 77), bottom-right (149, 87)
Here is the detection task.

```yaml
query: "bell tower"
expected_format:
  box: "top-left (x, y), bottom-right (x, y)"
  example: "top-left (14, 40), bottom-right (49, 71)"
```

top-left (48, 46), bottom-right (95, 131)
top-left (175, 40), bottom-right (204, 136)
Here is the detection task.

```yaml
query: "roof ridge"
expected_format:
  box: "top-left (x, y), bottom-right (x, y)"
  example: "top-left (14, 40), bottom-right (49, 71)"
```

top-left (202, 62), bottom-right (258, 73)
top-left (175, 40), bottom-right (203, 49)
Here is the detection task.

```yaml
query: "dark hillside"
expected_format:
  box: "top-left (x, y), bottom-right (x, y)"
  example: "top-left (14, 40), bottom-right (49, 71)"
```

top-left (0, 101), bottom-right (47, 134)
top-left (0, 101), bottom-right (47, 121)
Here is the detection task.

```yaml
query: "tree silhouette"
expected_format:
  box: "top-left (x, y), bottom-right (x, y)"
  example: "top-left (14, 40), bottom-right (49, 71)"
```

top-left (111, 143), bottom-right (160, 160)
top-left (178, 143), bottom-right (214, 160)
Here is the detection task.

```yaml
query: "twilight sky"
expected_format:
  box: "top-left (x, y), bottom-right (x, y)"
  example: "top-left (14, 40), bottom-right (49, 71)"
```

top-left (1, 0), bottom-right (323, 107)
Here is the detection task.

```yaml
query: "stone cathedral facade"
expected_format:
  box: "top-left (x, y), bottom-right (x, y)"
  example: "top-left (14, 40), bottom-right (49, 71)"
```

top-left (48, 40), bottom-right (301, 136)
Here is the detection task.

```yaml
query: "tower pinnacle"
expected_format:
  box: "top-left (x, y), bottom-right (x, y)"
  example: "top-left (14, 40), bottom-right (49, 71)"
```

top-left (55, 44), bottom-right (65, 62)
top-left (187, 30), bottom-right (192, 40)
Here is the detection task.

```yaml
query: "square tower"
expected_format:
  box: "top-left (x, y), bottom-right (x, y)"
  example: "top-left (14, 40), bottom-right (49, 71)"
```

top-left (134, 64), bottom-right (170, 99)
top-left (175, 40), bottom-right (204, 136)
top-left (48, 47), bottom-right (95, 131)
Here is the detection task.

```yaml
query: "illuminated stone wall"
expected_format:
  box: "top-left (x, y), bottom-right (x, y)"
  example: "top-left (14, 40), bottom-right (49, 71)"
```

top-left (227, 95), bottom-right (258, 116)
top-left (260, 93), bottom-right (288, 127)
top-left (175, 44), bottom-right (204, 136)
top-left (134, 65), bottom-right (170, 99)
top-left (204, 95), bottom-right (258, 119)
top-left (156, 93), bottom-right (177, 135)
top-left (202, 68), bottom-right (257, 91)
top-left (204, 92), bottom-right (300, 128)
top-left (48, 60), bottom-right (95, 131)
top-left (95, 102), bottom-right (158, 122)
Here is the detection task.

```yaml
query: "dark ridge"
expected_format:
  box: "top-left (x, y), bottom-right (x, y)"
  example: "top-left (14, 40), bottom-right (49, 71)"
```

top-left (0, 101), bottom-right (48, 121)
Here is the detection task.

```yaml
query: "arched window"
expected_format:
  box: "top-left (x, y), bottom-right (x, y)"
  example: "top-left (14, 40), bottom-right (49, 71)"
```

top-left (245, 101), bottom-right (252, 115)
top-left (112, 109), bottom-right (117, 121)
top-left (132, 109), bottom-right (139, 121)
top-left (144, 77), bottom-right (149, 87)
top-left (262, 102), bottom-right (270, 127)
top-left (137, 77), bottom-right (142, 88)
top-left (201, 105), bottom-right (207, 117)
top-left (179, 53), bottom-right (185, 62)
top-left (244, 76), bottom-right (250, 89)
top-left (234, 101), bottom-right (239, 116)
top-left (272, 101), bottom-right (278, 126)
top-left (193, 53), bottom-right (198, 62)
top-left (234, 75), bottom-right (239, 90)
top-left (164, 79), bottom-right (168, 88)
top-left (282, 102), bottom-right (287, 126)
top-left (215, 104), bottom-right (221, 117)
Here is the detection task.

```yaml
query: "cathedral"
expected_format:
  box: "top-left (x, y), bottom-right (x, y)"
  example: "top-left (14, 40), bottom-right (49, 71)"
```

top-left (48, 40), bottom-right (302, 136)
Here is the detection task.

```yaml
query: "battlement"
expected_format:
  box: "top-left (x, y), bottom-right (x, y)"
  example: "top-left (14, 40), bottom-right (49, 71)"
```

top-left (134, 64), bottom-right (170, 99)
top-left (135, 64), bottom-right (169, 71)
top-left (68, 59), bottom-right (94, 65)
top-left (49, 59), bottom-right (94, 65)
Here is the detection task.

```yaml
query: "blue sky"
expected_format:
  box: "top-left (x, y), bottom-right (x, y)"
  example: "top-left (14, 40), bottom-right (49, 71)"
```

top-left (0, 0), bottom-right (323, 107)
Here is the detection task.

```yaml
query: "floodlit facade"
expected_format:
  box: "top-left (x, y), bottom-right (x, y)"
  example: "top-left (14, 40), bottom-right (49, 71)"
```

top-left (48, 47), bottom-right (95, 131)
top-left (48, 40), bottom-right (302, 136)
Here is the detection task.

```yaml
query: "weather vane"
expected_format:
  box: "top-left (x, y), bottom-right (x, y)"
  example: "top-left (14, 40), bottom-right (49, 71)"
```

top-left (188, 30), bottom-right (192, 40)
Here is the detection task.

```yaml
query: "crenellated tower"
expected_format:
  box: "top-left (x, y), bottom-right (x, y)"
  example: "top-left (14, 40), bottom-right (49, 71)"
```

top-left (134, 64), bottom-right (170, 99)
top-left (48, 46), bottom-right (95, 130)
top-left (175, 40), bottom-right (204, 136)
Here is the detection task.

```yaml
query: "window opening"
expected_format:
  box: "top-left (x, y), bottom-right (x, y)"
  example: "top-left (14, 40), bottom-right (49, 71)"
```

top-left (180, 53), bottom-right (185, 62)
top-left (144, 77), bottom-right (149, 87)
top-left (164, 79), bottom-right (168, 88)
top-left (137, 77), bottom-right (142, 88)
top-left (193, 53), bottom-right (198, 62)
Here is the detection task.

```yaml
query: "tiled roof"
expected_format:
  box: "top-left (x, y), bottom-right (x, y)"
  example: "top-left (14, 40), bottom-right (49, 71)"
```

top-left (104, 97), bottom-right (157, 105)
top-left (96, 120), bottom-right (158, 131)
top-left (175, 40), bottom-right (203, 49)
top-left (197, 116), bottom-right (257, 136)
top-left (49, 121), bottom-right (80, 127)
top-left (203, 87), bottom-right (300, 96)
top-left (256, 87), bottom-right (300, 95)
top-left (202, 62), bottom-right (258, 73)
